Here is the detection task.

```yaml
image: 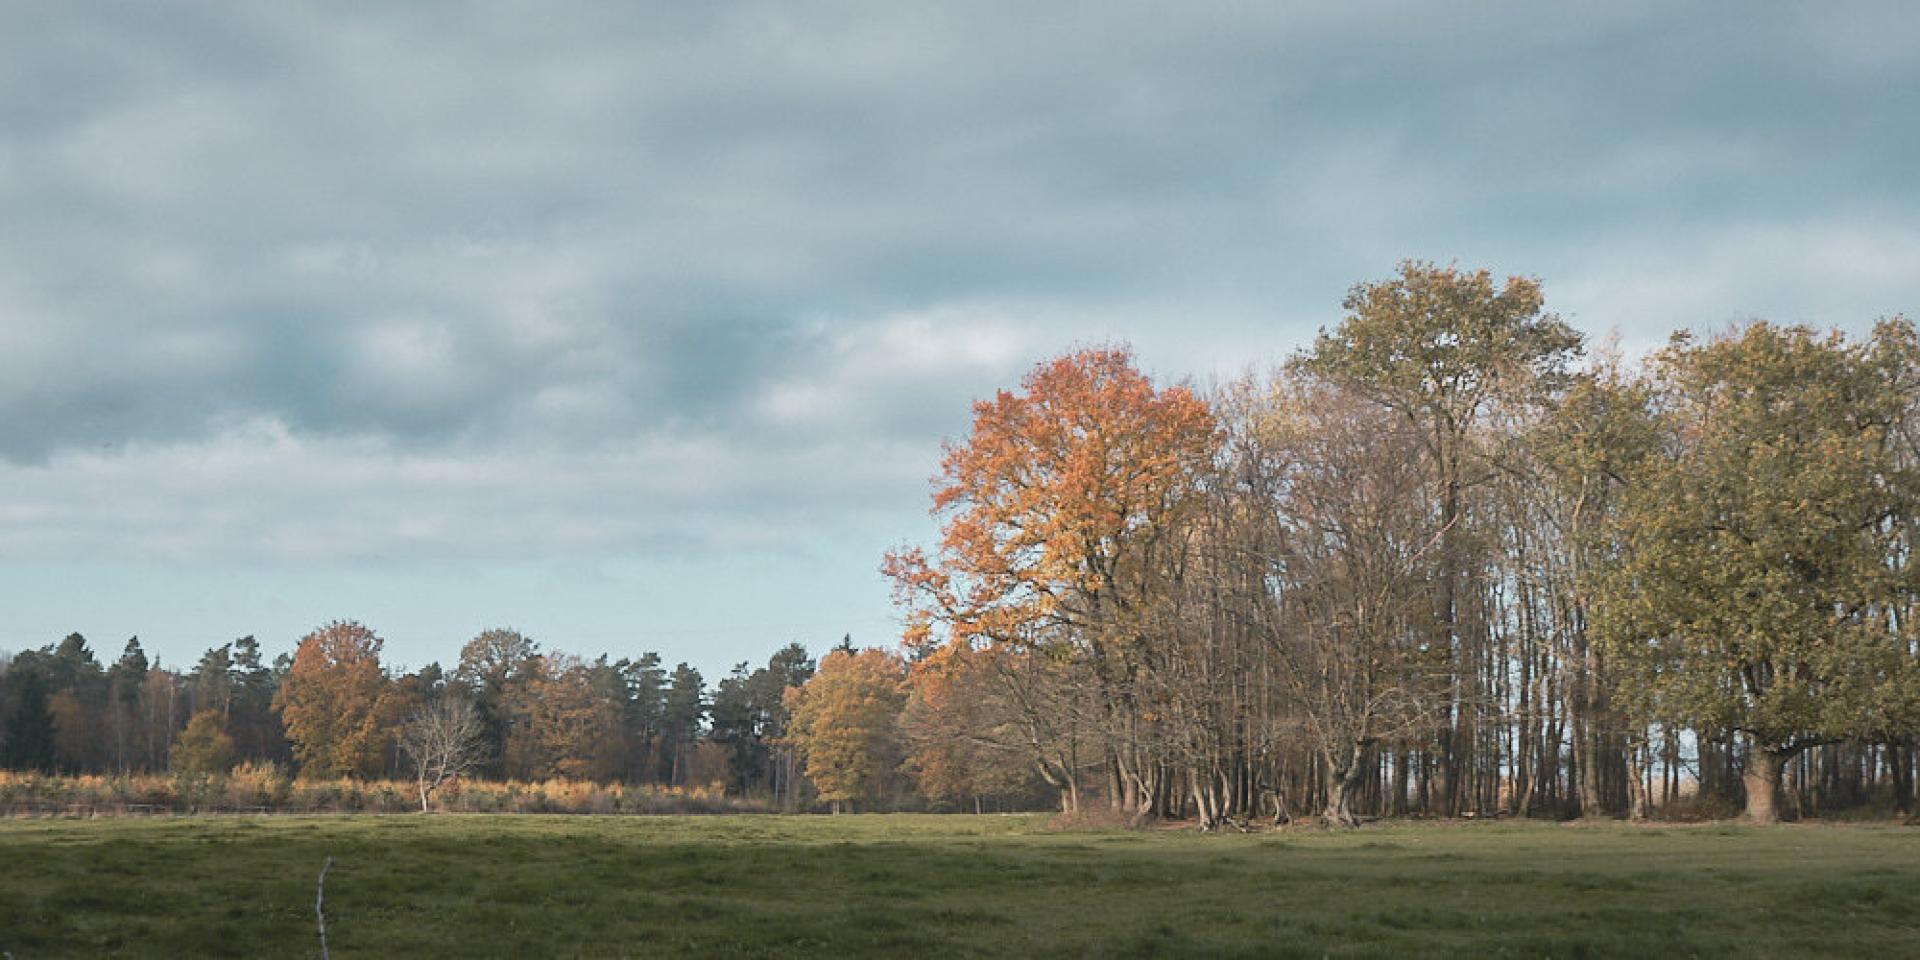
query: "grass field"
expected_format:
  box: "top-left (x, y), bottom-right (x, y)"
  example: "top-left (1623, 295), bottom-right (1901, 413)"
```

top-left (3, 814), bottom-right (1917, 958)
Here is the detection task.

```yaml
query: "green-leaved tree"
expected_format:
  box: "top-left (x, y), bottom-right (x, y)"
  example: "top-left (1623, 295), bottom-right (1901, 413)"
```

top-left (1595, 320), bottom-right (1920, 823)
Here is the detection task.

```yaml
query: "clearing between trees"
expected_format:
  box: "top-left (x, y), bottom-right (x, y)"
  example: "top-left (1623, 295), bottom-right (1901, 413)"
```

top-left (2, 814), bottom-right (1915, 958)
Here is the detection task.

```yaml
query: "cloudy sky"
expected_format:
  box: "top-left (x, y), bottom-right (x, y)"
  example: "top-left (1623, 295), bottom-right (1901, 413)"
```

top-left (2, 2), bottom-right (1916, 675)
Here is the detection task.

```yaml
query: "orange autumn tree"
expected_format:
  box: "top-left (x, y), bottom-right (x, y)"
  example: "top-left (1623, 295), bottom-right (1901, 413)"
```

top-left (884, 346), bottom-right (1217, 814)
top-left (782, 648), bottom-right (908, 813)
top-left (274, 620), bottom-right (401, 779)
top-left (901, 644), bottom-right (1038, 811)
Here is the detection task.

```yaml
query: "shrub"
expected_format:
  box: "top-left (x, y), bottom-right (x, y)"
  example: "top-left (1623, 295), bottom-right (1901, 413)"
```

top-left (0, 771), bottom-right (774, 816)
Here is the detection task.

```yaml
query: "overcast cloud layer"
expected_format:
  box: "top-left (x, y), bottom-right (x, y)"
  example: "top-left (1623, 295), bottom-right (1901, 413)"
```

top-left (3, 2), bottom-right (1917, 669)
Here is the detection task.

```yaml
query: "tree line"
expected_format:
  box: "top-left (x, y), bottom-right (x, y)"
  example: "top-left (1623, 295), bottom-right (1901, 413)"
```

top-left (0, 622), bottom-right (1048, 813)
top-left (0, 626), bottom-right (787, 803)
top-left (886, 262), bottom-right (1920, 826)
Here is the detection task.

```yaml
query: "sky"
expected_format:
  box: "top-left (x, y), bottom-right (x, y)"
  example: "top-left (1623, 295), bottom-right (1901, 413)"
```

top-left (2, 2), bottom-right (1917, 677)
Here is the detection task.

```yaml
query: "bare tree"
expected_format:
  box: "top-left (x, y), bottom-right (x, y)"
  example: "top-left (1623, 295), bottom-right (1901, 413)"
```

top-left (398, 696), bottom-right (485, 812)
top-left (1255, 378), bottom-right (1441, 827)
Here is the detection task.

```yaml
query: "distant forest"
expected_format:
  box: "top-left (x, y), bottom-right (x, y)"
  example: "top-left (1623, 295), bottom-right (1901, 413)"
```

top-left (0, 626), bottom-right (884, 809)
top-left (4, 262), bottom-right (1917, 825)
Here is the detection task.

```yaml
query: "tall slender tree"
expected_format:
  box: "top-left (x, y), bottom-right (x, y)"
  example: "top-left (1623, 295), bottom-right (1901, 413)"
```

top-left (1293, 261), bottom-right (1582, 814)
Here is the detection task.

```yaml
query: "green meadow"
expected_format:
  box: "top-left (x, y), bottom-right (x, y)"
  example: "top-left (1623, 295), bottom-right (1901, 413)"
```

top-left (2, 814), bottom-right (1916, 958)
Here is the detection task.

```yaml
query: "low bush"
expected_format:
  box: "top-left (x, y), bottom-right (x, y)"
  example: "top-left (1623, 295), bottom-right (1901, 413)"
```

top-left (0, 770), bottom-right (769, 816)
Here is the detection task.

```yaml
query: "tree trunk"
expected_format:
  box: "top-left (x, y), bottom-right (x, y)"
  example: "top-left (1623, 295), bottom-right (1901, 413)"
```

top-left (1743, 741), bottom-right (1785, 824)
top-left (1575, 651), bottom-right (1605, 818)
top-left (1191, 774), bottom-right (1216, 829)
top-left (1623, 736), bottom-right (1650, 821)
top-left (1436, 445), bottom-right (1464, 819)
top-left (1322, 741), bottom-right (1370, 828)
top-left (1891, 738), bottom-right (1913, 817)
top-left (1057, 775), bottom-right (1081, 815)
top-left (1390, 748), bottom-right (1409, 816)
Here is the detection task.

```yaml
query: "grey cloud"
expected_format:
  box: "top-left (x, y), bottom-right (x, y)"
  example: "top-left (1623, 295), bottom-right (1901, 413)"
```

top-left (1, 1), bottom-right (1918, 557)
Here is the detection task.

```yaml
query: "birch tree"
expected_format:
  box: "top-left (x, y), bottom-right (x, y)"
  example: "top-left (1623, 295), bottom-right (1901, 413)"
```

top-left (398, 696), bottom-right (485, 811)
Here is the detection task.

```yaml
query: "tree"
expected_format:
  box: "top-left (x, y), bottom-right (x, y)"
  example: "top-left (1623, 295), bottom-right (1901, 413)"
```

top-left (1257, 378), bottom-right (1441, 826)
top-left (274, 621), bottom-right (399, 779)
top-left (1510, 355), bottom-right (1662, 818)
top-left (170, 709), bottom-right (236, 776)
top-left (107, 638), bottom-right (149, 774)
top-left (398, 696), bottom-right (486, 811)
top-left (612, 652), bottom-right (668, 783)
top-left (1, 660), bottom-right (57, 772)
top-left (711, 643), bottom-right (817, 798)
top-left (454, 628), bottom-right (540, 778)
top-left (1595, 321), bottom-right (1920, 823)
top-left (885, 346), bottom-right (1218, 814)
top-left (659, 663), bottom-right (706, 784)
top-left (229, 636), bottom-right (287, 766)
top-left (140, 666), bottom-right (180, 772)
top-left (901, 644), bottom-right (1038, 811)
top-left (189, 643), bottom-right (235, 720)
top-left (519, 655), bottom-right (624, 780)
top-left (46, 633), bottom-right (109, 772)
top-left (784, 648), bottom-right (908, 813)
top-left (758, 643), bottom-right (815, 806)
top-left (1293, 261), bottom-right (1582, 815)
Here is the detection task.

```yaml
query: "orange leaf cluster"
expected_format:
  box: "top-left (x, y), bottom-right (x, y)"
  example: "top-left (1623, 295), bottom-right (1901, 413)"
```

top-left (885, 347), bottom-right (1217, 653)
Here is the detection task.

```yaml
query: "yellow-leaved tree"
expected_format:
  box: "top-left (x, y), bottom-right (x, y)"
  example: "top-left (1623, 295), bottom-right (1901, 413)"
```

top-left (273, 620), bottom-right (400, 779)
top-left (783, 648), bottom-right (906, 813)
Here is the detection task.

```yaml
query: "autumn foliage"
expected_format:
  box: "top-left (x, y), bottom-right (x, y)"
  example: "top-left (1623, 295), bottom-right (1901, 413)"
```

top-left (520, 655), bottom-right (626, 781)
top-left (884, 346), bottom-right (1217, 652)
top-left (782, 648), bottom-right (907, 812)
top-left (273, 620), bottom-right (401, 779)
top-left (900, 644), bottom-right (1036, 808)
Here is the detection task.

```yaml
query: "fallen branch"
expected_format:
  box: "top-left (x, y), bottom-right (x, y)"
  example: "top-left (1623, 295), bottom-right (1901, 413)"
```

top-left (315, 856), bottom-right (334, 960)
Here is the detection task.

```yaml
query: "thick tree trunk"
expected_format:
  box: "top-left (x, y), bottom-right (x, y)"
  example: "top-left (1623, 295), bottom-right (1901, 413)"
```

top-left (1134, 772), bottom-right (1158, 823)
top-left (1191, 775), bottom-right (1216, 829)
top-left (1322, 741), bottom-right (1370, 828)
top-left (1743, 742), bottom-right (1785, 824)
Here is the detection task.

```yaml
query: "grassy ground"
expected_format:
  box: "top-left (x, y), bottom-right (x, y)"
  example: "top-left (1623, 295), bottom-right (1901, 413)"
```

top-left (2, 814), bottom-right (1917, 958)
